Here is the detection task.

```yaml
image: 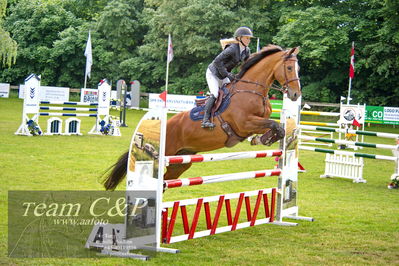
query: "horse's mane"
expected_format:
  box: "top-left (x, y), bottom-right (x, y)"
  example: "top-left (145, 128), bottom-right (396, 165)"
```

top-left (237, 45), bottom-right (284, 78)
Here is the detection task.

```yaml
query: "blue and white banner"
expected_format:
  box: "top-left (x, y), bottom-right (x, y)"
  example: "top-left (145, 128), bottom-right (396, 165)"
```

top-left (149, 93), bottom-right (196, 111)
top-left (19, 85), bottom-right (69, 102)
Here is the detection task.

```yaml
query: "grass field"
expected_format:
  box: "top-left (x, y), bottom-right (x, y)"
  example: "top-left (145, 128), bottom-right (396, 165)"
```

top-left (1, 97), bottom-right (399, 265)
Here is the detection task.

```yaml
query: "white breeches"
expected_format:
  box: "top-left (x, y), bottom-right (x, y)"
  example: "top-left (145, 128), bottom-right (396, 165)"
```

top-left (206, 68), bottom-right (230, 98)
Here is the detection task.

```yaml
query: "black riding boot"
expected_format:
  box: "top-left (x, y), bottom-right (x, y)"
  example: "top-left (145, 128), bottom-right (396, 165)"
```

top-left (201, 95), bottom-right (216, 128)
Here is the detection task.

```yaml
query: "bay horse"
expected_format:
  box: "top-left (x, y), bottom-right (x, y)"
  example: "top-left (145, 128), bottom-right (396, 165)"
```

top-left (104, 45), bottom-right (301, 190)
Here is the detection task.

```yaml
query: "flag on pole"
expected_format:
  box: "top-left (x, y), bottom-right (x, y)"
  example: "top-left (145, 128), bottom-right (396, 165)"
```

top-left (167, 34), bottom-right (173, 63)
top-left (346, 41), bottom-right (355, 104)
top-left (349, 42), bottom-right (355, 79)
top-left (159, 90), bottom-right (167, 103)
top-left (352, 118), bottom-right (361, 127)
top-left (298, 162), bottom-right (306, 172)
top-left (84, 31), bottom-right (93, 79)
top-left (163, 34), bottom-right (173, 107)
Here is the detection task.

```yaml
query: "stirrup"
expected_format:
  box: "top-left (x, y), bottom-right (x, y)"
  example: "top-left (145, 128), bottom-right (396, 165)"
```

top-left (201, 120), bottom-right (215, 129)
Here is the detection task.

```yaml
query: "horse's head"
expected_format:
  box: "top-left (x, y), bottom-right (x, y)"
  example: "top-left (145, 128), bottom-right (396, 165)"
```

top-left (273, 47), bottom-right (301, 101)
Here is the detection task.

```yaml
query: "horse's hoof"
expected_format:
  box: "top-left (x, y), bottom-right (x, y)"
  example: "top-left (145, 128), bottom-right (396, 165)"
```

top-left (277, 128), bottom-right (285, 138)
top-left (264, 134), bottom-right (279, 146)
top-left (264, 141), bottom-right (273, 146)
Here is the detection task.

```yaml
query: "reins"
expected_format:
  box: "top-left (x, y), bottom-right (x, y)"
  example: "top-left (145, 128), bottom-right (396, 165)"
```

top-left (232, 76), bottom-right (288, 94)
top-left (232, 56), bottom-right (300, 94)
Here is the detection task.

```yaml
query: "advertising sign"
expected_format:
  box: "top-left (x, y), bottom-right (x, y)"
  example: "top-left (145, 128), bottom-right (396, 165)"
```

top-left (365, 106), bottom-right (399, 125)
top-left (340, 104), bottom-right (365, 125)
top-left (81, 89), bottom-right (116, 104)
top-left (149, 93), bottom-right (196, 111)
top-left (0, 83), bottom-right (10, 98)
top-left (80, 88), bottom-right (97, 103)
top-left (19, 85), bottom-right (69, 102)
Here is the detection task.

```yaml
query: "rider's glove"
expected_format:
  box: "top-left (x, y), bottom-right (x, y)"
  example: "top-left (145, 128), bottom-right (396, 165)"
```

top-left (227, 73), bottom-right (236, 81)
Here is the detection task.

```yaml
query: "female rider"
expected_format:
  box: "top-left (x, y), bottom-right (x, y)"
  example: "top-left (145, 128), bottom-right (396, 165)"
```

top-left (202, 26), bottom-right (254, 128)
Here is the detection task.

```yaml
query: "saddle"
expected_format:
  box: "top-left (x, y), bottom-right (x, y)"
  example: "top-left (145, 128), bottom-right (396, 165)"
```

top-left (195, 88), bottom-right (225, 114)
top-left (190, 86), bottom-right (230, 121)
top-left (190, 86), bottom-right (248, 147)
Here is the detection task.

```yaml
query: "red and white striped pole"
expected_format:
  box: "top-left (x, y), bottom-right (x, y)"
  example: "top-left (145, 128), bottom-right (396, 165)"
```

top-left (165, 150), bottom-right (282, 165)
top-left (164, 169), bottom-right (282, 189)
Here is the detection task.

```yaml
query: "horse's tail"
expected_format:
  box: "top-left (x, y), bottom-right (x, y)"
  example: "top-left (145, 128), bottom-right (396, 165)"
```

top-left (103, 151), bottom-right (129, 190)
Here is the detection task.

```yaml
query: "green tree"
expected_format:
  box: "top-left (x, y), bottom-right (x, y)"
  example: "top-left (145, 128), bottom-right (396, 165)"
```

top-left (273, 0), bottom-right (399, 106)
top-left (274, 6), bottom-right (351, 102)
top-left (50, 23), bottom-right (96, 88)
top-left (0, 0), bottom-right (17, 67)
top-left (1, 0), bottom-right (81, 84)
top-left (95, 0), bottom-right (146, 84)
top-left (62, 0), bottom-right (109, 20)
top-left (1, 0), bottom-right (397, 106)
top-left (352, 0), bottom-right (399, 105)
top-left (122, 0), bottom-right (275, 94)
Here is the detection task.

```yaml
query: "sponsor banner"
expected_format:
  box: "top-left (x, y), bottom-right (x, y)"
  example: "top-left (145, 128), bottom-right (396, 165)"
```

top-left (0, 83), bottom-right (10, 98)
top-left (340, 104), bottom-right (365, 124)
top-left (81, 88), bottom-right (117, 104)
top-left (19, 85), bottom-right (69, 102)
top-left (80, 88), bottom-right (97, 103)
top-left (149, 93), bottom-right (196, 111)
top-left (365, 106), bottom-right (399, 125)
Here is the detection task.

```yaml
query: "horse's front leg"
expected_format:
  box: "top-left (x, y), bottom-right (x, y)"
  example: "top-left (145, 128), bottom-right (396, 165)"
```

top-left (243, 116), bottom-right (285, 146)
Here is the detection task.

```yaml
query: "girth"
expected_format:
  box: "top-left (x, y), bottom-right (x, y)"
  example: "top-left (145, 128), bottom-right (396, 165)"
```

top-left (216, 115), bottom-right (248, 148)
top-left (215, 86), bottom-right (269, 147)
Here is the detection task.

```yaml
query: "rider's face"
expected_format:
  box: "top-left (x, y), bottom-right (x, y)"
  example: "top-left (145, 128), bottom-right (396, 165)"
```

top-left (240, 36), bottom-right (251, 46)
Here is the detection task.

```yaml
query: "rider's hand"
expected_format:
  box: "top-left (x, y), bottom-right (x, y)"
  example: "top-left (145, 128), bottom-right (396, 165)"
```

top-left (227, 73), bottom-right (236, 81)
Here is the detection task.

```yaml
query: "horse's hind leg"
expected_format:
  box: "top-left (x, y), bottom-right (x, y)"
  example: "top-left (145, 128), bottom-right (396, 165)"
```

top-left (164, 163), bottom-right (193, 180)
top-left (164, 148), bottom-right (197, 180)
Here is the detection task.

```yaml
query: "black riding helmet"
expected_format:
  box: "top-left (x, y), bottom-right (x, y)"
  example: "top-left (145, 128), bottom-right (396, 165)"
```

top-left (234, 27), bottom-right (255, 38)
top-left (234, 27), bottom-right (255, 47)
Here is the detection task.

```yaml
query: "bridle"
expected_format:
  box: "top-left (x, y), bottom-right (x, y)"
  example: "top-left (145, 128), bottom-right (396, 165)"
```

top-left (216, 50), bottom-right (301, 133)
top-left (282, 57), bottom-right (300, 90)
top-left (233, 54), bottom-right (301, 94)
